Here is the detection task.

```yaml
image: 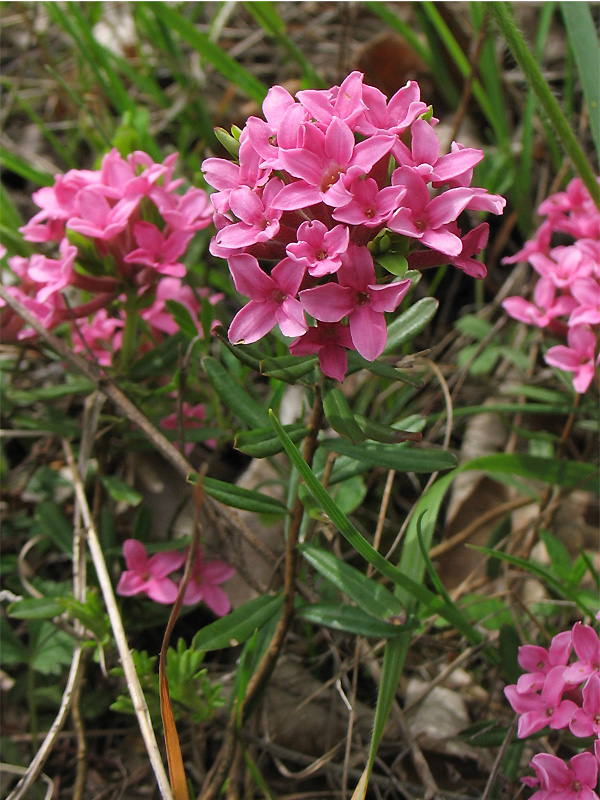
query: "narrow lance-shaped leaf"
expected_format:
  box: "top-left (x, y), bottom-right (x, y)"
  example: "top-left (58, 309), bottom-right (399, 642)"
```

top-left (192, 594), bottom-right (284, 652)
top-left (203, 357), bottom-right (270, 429)
top-left (269, 410), bottom-right (490, 649)
top-left (323, 387), bottom-right (365, 444)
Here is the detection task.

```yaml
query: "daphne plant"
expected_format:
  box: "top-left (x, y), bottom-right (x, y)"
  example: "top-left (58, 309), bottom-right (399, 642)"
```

top-left (0, 148), bottom-right (218, 371)
top-left (202, 71), bottom-right (506, 382)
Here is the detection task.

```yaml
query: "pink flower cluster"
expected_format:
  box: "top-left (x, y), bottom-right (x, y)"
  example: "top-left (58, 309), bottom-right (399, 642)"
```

top-left (502, 177), bottom-right (600, 393)
top-left (202, 71), bottom-right (506, 381)
top-left (505, 619), bottom-right (600, 798)
top-left (116, 539), bottom-right (234, 617)
top-left (1, 149), bottom-right (215, 363)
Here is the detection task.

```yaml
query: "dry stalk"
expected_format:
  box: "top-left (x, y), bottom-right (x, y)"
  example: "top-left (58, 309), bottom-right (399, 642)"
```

top-left (62, 442), bottom-right (175, 800)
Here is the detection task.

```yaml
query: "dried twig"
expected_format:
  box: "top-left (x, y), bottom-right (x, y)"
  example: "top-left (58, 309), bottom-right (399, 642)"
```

top-left (62, 442), bottom-right (175, 800)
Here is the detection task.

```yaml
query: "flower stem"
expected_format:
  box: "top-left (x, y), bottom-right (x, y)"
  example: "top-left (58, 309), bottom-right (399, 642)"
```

top-left (199, 385), bottom-right (324, 800)
top-left (487, 2), bottom-right (599, 208)
top-left (119, 292), bottom-right (139, 374)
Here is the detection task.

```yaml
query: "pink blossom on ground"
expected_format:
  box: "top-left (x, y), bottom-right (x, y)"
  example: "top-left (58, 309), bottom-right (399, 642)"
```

top-left (569, 673), bottom-right (600, 737)
top-left (71, 309), bottom-right (125, 367)
top-left (527, 752), bottom-right (599, 800)
top-left (502, 176), bottom-right (600, 393)
top-left (181, 549), bottom-right (235, 616)
top-left (387, 167), bottom-right (476, 257)
top-left (504, 665), bottom-right (578, 738)
top-left (116, 539), bottom-right (185, 604)
top-left (545, 326), bottom-right (599, 394)
top-left (563, 623), bottom-right (600, 684)
top-left (502, 277), bottom-right (578, 329)
top-left (7, 148), bottom-right (213, 364)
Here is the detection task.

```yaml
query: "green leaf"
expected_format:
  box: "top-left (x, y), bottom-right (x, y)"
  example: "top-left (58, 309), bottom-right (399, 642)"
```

top-left (561, 2), bottom-right (600, 157)
top-left (242, 1), bottom-right (325, 88)
top-left (354, 415), bottom-right (421, 444)
top-left (8, 597), bottom-right (64, 620)
top-left (188, 474), bottom-right (287, 515)
top-left (101, 475), bottom-right (143, 507)
top-left (6, 378), bottom-right (96, 403)
top-left (203, 357), bottom-right (270, 429)
top-left (36, 501), bottom-right (73, 555)
top-left (367, 635), bottom-right (408, 771)
top-left (165, 300), bottom-right (201, 341)
top-left (234, 423), bottom-right (310, 458)
top-left (301, 543), bottom-right (404, 619)
top-left (346, 351), bottom-right (422, 385)
top-left (150, 3), bottom-right (268, 104)
top-left (323, 387), bottom-right (366, 444)
top-left (214, 126), bottom-right (241, 158)
top-left (398, 452), bottom-right (598, 611)
top-left (0, 146), bottom-right (54, 186)
top-left (192, 594), bottom-right (284, 651)
top-left (270, 411), bottom-right (495, 652)
top-left (297, 603), bottom-right (409, 638)
top-left (28, 620), bottom-right (74, 676)
top-left (383, 297), bottom-right (439, 353)
top-left (487, 1), bottom-right (600, 205)
top-left (470, 545), bottom-right (597, 616)
top-left (375, 252), bottom-right (408, 276)
top-left (318, 438), bottom-right (457, 473)
top-left (0, 616), bottom-right (27, 664)
top-left (259, 354), bottom-right (318, 382)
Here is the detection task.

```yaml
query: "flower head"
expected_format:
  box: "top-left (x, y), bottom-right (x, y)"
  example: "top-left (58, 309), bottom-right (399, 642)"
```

top-left (116, 539), bottom-right (184, 604)
top-left (181, 549), bottom-right (235, 616)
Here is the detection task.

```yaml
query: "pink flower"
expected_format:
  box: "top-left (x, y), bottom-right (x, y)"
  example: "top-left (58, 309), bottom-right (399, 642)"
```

top-left (213, 179), bottom-right (284, 252)
top-left (117, 539), bottom-right (185, 604)
top-left (272, 116), bottom-right (393, 211)
top-left (299, 244), bottom-right (410, 361)
top-left (563, 623), bottom-right (600, 684)
top-left (515, 631), bottom-right (573, 694)
top-left (289, 321), bottom-right (355, 382)
top-left (141, 277), bottom-right (204, 336)
top-left (545, 326), bottom-right (599, 394)
top-left (71, 309), bottom-right (125, 367)
top-left (504, 665), bottom-right (578, 738)
top-left (570, 673), bottom-right (600, 737)
top-left (286, 220), bottom-right (349, 277)
top-left (295, 71), bottom-right (368, 130)
top-left (569, 279), bottom-right (600, 327)
top-left (227, 254), bottom-right (307, 344)
top-left (181, 549), bottom-right (235, 616)
top-left (357, 79), bottom-right (429, 137)
top-left (67, 186), bottom-right (141, 241)
top-left (332, 176), bottom-right (406, 228)
top-left (124, 221), bottom-right (192, 278)
top-left (392, 118), bottom-right (484, 185)
top-left (528, 752), bottom-right (599, 800)
top-left (387, 167), bottom-right (476, 257)
top-left (502, 277), bottom-right (578, 329)
top-left (530, 245), bottom-right (594, 290)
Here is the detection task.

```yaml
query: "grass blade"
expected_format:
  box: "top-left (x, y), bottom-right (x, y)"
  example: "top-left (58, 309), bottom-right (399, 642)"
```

top-left (560, 1), bottom-right (600, 159)
top-left (150, 3), bottom-right (268, 106)
top-left (487, 1), bottom-right (600, 206)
